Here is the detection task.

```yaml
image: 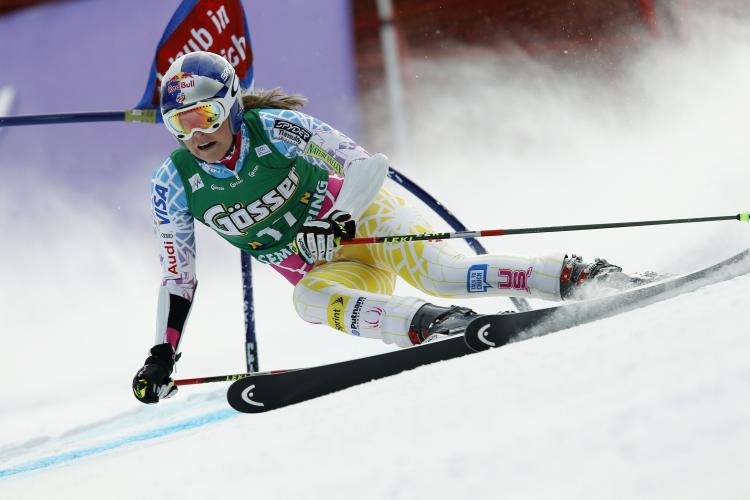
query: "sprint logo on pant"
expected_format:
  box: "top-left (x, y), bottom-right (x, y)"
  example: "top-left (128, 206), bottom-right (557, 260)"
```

top-left (202, 169), bottom-right (299, 236)
top-left (327, 295), bottom-right (349, 332)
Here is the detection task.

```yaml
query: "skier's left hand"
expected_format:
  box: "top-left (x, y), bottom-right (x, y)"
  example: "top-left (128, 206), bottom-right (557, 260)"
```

top-left (294, 210), bottom-right (356, 264)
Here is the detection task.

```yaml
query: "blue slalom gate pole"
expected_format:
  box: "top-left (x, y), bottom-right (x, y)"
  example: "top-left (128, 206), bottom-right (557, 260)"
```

top-left (240, 252), bottom-right (258, 373)
top-left (0, 109), bottom-right (158, 127)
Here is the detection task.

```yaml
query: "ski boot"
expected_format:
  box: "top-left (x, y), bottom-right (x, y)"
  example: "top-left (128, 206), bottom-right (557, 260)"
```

top-left (560, 254), bottom-right (660, 299)
top-left (408, 303), bottom-right (480, 345)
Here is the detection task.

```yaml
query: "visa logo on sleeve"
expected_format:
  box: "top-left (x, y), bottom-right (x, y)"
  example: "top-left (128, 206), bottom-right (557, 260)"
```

top-left (467, 264), bottom-right (492, 293)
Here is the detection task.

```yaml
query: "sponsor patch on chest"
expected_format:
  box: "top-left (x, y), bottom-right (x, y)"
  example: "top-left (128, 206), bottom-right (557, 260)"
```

top-left (254, 144), bottom-right (272, 157)
top-left (201, 168), bottom-right (300, 236)
top-left (304, 142), bottom-right (344, 175)
top-left (188, 173), bottom-right (205, 192)
top-left (272, 119), bottom-right (312, 147)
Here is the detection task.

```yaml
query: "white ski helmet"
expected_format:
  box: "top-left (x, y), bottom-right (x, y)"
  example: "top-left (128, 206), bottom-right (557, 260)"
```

top-left (160, 51), bottom-right (243, 140)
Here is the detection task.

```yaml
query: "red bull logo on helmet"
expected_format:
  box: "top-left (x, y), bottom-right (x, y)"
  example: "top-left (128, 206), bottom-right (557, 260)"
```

top-left (166, 72), bottom-right (196, 95)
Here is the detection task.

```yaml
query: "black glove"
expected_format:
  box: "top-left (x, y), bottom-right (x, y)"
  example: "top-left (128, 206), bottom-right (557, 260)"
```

top-left (132, 343), bottom-right (179, 404)
top-left (294, 210), bottom-right (356, 264)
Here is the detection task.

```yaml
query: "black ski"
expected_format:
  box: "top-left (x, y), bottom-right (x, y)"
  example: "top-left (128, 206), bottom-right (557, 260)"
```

top-left (227, 248), bottom-right (750, 413)
top-left (226, 335), bottom-right (474, 413)
top-left (464, 248), bottom-right (750, 351)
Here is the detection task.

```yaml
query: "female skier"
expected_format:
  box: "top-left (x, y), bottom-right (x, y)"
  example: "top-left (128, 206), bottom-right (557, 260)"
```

top-left (133, 51), bottom-right (626, 404)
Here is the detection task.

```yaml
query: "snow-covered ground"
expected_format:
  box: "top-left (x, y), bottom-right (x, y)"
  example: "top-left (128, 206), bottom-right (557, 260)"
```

top-left (2, 4), bottom-right (750, 499)
top-left (1, 266), bottom-right (749, 499)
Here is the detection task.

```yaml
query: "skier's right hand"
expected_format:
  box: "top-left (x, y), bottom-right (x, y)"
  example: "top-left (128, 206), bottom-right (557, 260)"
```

top-left (132, 343), bottom-right (179, 404)
top-left (294, 210), bottom-right (356, 264)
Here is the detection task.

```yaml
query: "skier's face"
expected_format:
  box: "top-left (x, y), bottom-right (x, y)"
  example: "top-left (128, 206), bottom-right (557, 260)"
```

top-left (183, 119), bottom-right (234, 163)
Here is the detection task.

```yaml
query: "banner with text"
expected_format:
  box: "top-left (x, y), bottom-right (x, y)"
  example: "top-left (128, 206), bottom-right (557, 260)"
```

top-left (136, 0), bottom-right (254, 117)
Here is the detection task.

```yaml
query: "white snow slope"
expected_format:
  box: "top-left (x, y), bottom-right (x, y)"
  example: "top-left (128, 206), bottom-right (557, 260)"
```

top-left (2, 4), bottom-right (750, 500)
top-left (3, 272), bottom-right (750, 500)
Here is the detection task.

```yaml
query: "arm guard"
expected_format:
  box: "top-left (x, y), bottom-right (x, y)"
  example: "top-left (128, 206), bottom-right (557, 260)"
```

top-left (328, 153), bottom-right (388, 220)
top-left (151, 157), bottom-right (198, 350)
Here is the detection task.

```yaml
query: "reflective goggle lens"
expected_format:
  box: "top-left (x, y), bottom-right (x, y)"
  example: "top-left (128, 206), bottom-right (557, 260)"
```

top-left (165, 102), bottom-right (225, 139)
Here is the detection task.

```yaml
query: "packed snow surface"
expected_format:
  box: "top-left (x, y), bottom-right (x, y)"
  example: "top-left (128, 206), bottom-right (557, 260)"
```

top-left (1, 271), bottom-right (749, 500)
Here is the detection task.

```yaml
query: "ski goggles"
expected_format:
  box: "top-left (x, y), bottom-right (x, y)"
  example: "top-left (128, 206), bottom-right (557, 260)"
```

top-left (163, 100), bottom-right (227, 140)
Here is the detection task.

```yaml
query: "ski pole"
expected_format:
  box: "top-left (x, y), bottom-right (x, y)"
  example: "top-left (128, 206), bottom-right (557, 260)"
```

top-left (174, 373), bottom-right (252, 386)
top-left (341, 212), bottom-right (750, 246)
top-left (175, 369), bottom-right (293, 386)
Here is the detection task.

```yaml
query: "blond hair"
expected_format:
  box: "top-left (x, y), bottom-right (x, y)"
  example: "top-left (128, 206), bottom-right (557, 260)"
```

top-left (241, 87), bottom-right (307, 111)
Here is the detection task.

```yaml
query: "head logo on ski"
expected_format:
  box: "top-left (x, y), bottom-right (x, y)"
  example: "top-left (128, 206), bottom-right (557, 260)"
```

top-left (240, 385), bottom-right (264, 408)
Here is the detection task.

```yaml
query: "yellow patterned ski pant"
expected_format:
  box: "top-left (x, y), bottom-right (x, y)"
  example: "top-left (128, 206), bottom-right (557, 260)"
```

top-left (293, 189), bottom-right (565, 347)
